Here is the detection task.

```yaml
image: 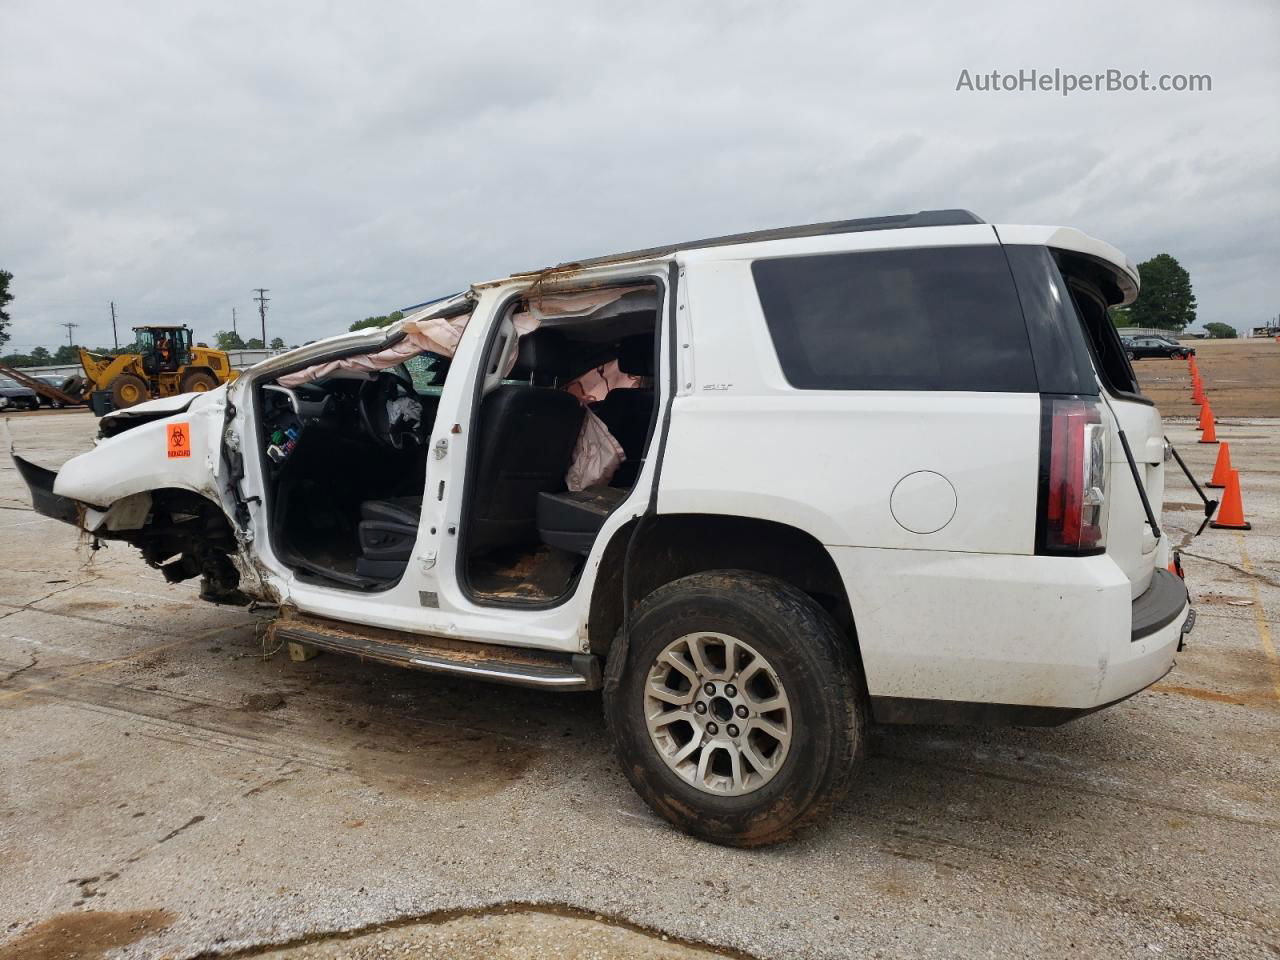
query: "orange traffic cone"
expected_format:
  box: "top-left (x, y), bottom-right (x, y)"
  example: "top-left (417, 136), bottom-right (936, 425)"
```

top-left (1192, 375), bottom-right (1205, 404)
top-left (1209, 470), bottom-right (1251, 530)
top-left (1198, 402), bottom-right (1218, 443)
top-left (1206, 442), bottom-right (1234, 488)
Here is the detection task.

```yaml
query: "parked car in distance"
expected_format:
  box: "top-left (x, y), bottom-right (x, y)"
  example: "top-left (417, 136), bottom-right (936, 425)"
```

top-left (0, 377), bottom-right (40, 411)
top-left (14, 208), bottom-right (1193, 847)
top-left (1120, 334), bottom-right (1194, 360)
top-left (34, 375), bottom-right (78, 408)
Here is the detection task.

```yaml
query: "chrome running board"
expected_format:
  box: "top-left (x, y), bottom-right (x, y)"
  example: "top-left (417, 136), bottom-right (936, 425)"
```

top-left (268, 613), bottom-right (600, 691)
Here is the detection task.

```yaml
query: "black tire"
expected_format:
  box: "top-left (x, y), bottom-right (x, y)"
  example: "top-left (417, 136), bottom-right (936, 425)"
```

top-left (604, 570), bottom-right (866, 847)
top-left (109, 373), bottom-right (149, 409)
top-left (1125, 350), bottom-right (1135, 360)
top-left (180, 369), bottom-right (218, 393)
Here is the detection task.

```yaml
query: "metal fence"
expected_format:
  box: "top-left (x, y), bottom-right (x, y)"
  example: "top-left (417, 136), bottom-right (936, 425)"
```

top-left (5, 348), bottom-right (284, 382)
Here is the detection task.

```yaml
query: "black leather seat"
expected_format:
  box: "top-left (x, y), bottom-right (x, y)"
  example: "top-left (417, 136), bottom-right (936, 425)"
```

top-left (467, 329), bottom-right (587, 556)
top-left (593, 334), bottom-right (655, 487)
top-left (355, 496), bottom-right (422, 579)
top-left (534, 334), bottom-right (655, 554)
top-left (537, 485), bottom-right (629, 555)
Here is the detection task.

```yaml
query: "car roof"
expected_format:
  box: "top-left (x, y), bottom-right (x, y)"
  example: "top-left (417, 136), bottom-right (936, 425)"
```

top-left (469, 210), bottom-right (1138, 308)
top-left (544, 209), bottom-right (985, 271)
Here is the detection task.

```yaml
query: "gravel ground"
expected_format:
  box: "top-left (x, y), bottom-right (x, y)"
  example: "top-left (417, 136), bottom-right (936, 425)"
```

top-left (0, 408), bottom-right (1277, 960)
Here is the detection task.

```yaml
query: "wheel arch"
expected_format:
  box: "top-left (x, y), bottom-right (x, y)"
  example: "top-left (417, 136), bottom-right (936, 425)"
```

top-left (588, 512), bottom-right (861, 665)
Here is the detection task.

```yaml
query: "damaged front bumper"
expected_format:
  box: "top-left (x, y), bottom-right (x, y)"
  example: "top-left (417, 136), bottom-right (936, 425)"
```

top-left (11, 452), bottom-right (81, 526)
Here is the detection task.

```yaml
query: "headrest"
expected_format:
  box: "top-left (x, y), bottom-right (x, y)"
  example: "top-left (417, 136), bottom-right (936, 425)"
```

top-left (511, 329), bottom-right (580, 381)
top-left (616, 334), bottom-right (655, 377)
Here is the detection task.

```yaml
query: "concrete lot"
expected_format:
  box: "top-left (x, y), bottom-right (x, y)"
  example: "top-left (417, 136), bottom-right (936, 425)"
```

top-left (1, 407), bottom-right (1277, 960)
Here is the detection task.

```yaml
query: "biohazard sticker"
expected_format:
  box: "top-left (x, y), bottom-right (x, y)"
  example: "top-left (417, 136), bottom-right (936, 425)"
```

top-left (167, 422), bottom-right (191, 458)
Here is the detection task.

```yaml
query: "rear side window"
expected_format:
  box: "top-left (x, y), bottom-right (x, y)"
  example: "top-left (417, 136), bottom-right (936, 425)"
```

top-left (752, 246), bottom-right (1038, 392)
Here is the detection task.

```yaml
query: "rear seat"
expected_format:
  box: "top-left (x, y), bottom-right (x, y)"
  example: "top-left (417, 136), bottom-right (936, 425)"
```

top-left (536, 485), bottom-right (629, 555)
top-left (593, 334), bottom-right (654, 488)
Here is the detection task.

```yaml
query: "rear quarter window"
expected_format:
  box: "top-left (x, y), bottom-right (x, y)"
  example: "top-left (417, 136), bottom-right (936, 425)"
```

top-left (752, 246), bottom-right (1038, 392)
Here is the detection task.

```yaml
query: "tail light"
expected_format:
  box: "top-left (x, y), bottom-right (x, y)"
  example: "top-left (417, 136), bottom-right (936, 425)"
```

top-left (1037, 396), bottom-right (1108, 554)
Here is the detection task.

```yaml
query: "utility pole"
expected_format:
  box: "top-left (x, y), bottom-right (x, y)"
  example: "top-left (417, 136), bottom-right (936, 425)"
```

top-left (232, 307), bottom-right (238, 337)
top-left (252, 288), bottom-right (269, 347)
top-left (61, 322), bottom-right (79, 347)
top-left (110, 302), bottom-right (118, 349)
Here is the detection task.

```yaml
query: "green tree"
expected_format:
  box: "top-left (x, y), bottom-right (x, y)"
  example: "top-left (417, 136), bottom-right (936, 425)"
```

top-left (244, 337), bottom-right (265, 349)
top-left (29, 346), bottom-right (52, 364)
top-left (1203, 322), bottom-right (1237, 339)
top-left (1109, 306), bottom-right (1135, 327)
top-left (53, 344), bottom-right (81, 364)
top-left (0, 270), bottom-right (12, 349)
top-left (348, 310), bottom-right (403, 332)
top-left (269, 336), bottom-right (285, 350)
top-left (1129, 254), bottom-right (1197, 331)
top-left (1, 352), bottom-right (32, 366)
top-left (214, 330), bottom-right (246, 350)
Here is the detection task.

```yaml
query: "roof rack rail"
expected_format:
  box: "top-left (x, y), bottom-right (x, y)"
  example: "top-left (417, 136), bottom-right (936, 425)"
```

top-left (553, 209), bottom-right (986, 270)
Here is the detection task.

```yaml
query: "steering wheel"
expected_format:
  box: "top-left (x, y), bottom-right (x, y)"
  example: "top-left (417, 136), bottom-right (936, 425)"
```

top-left (358, 372), bottom-right (425, 451)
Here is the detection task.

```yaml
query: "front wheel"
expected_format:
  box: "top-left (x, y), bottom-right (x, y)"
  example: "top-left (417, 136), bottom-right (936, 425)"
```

top-left (109, 373), bottom-right (149, 409)
top-left (1126, 350), bottom-right (1136, 360)
top-left (604, 570), bottom-right (866, 847)
top-left (180, 370), bottom-right (218, 393)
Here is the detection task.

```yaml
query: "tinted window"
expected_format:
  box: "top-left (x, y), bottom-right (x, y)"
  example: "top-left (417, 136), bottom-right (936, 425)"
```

top-left (752, 246), bottom-right (1038, 391)
top-left (1002, 245), bottom-right (1098, 395)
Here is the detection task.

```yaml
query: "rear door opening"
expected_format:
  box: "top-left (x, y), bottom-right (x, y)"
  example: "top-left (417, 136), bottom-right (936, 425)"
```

top-left (457, 282), bottom-right (663, 607)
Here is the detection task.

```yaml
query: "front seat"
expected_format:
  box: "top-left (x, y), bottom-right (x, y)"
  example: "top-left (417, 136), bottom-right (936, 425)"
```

top-left (467, 329), bottom-right (586, 556)
top-left (355, 496), bottom-right (422, 580)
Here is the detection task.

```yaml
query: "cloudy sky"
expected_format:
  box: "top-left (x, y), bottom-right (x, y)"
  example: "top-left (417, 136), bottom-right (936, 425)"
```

top-left (2, 0), bottom-right (1277, 352)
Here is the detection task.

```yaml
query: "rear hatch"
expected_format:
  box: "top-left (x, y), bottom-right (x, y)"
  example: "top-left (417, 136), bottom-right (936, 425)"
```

top-left (1054, 250), bottom-right (1164, 599)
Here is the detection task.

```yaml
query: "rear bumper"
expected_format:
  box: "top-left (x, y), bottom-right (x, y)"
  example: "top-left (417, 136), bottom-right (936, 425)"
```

top-left (829, 546), bottom-right (1192, 724)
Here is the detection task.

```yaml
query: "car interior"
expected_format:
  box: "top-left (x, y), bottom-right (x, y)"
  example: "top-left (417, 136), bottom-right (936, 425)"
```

top-left (257, 283), bottom-right (660, 603)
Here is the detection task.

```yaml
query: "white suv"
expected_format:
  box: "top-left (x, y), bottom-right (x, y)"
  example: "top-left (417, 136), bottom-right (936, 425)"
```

top-left (15, 209), bottom-right (1193, 846)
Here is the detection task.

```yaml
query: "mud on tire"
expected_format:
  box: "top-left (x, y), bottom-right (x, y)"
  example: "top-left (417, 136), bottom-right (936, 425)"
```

top-left (604, 570), bottom-right (866, 847)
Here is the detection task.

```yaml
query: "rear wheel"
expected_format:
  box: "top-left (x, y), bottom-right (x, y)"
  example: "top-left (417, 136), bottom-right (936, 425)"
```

top-left (1125, 350), bottom-right (1135, 360)
top-left (109, 373), bottom-right (149, 409)
top-left (180, 370), bottom-right (218, 393)
top-left (604, 570), bottom-right (865, 847)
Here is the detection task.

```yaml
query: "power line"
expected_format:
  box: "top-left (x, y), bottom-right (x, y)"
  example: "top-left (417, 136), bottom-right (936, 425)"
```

top-left (252, 288), bottom-right (269, 346)
top-left (60, 322), bottom-right (79, 347)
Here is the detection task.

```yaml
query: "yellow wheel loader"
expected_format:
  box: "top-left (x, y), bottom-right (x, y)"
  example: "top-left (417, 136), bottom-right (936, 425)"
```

top-left (76, 325), bottom-right (238, 415)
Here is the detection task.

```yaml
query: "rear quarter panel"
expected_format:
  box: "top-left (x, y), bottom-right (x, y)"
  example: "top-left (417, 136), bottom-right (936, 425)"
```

top-left (659, 252), bottom-right (1041, 554)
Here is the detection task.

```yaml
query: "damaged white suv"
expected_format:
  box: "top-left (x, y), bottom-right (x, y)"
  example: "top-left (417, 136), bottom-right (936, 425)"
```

top-left (15, 209), bottom-right (1193, 846)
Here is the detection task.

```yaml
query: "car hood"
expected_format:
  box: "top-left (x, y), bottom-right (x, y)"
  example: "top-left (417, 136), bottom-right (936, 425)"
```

top-left (98, 387), bottom-right (225, 438)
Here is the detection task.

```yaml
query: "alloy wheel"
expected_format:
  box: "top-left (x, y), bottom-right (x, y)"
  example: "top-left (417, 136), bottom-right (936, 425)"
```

top-left (643, 632), bottom-right (793, 796)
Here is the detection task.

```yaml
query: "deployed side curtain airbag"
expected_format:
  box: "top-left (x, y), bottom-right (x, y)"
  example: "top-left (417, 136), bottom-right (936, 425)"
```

top-left (273, 285), bottom-right (649, 492)
top-left (277, 314), bottom-right (481, 388)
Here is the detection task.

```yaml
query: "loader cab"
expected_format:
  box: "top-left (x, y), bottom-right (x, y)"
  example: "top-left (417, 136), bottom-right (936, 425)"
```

top-left (135, 326), bottom-right (192, 375)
